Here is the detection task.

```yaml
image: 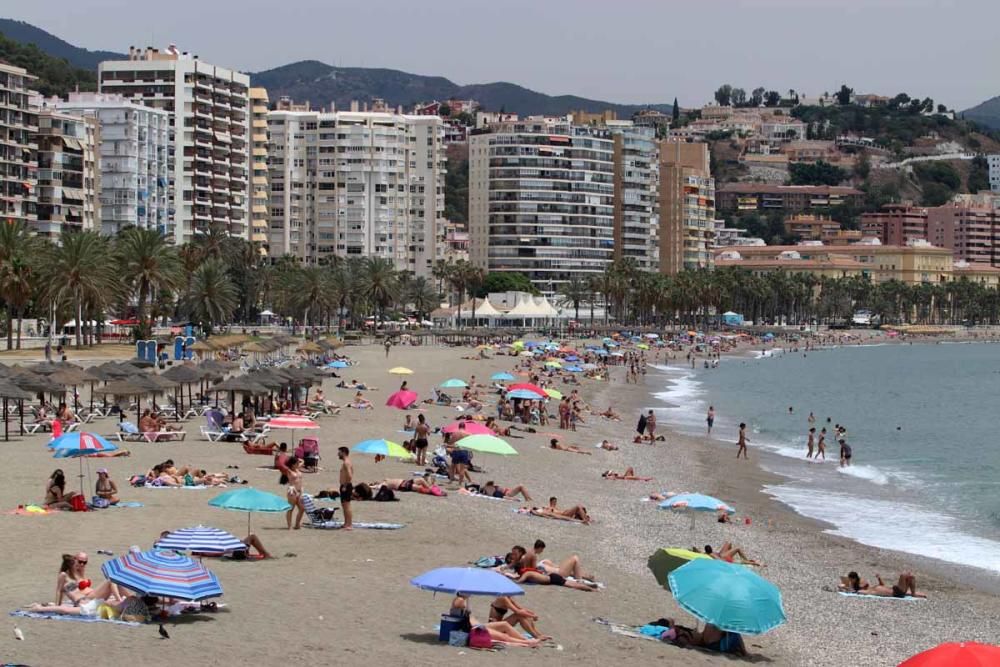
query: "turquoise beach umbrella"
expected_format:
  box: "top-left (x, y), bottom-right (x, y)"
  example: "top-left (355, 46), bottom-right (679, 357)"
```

top-left (668, 559), bottom-right (786, 635)
top-left (440, 378), bottom-right (468, 388)
top-left (491, 372), bottom-right (515, 381)
top-left (209, 487), bottom-right (291, 533)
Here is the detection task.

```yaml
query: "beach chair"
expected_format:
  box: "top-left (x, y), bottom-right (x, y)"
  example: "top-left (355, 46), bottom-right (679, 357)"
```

top-left (110, 421), bottom-right (146, 442)
top-left (200, 414), bottom-right (225, 442)
top-left (21, 420), bottom-right (49, 435)
top-left (142, 429), bottom-right (187, 443)
top-left (301, 493), bottom-right (337, 525)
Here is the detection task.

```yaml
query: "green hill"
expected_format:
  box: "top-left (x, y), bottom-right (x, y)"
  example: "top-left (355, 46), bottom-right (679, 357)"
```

top-left (961, 96), bottom-right (1000, 131)
top-left (0, 19), bottom-right (124, 69)
top-left (0, 30), bottom-right (97, 97)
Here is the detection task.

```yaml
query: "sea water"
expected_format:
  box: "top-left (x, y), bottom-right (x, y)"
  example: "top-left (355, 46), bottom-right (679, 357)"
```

top-left (652, 342), bottom-right (1000, 574)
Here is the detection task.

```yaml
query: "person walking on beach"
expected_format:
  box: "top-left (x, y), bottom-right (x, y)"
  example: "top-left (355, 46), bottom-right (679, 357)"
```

top-left (706, 406), bottom-right (715, 436)
top-left (806, 427), bottom-right (815, 459)
top-left (737, 423), bottom-right (749, 460)
top-left (414, 414), bottom-right (430, 466)
top-left (338, 447), bottom-right (354, 530)
top-left (646, 410), bottom-right (657, 444)
top-left (384, 339), bottom-right (392, 358)
top-left (816, 428), bottom-right (827, 460)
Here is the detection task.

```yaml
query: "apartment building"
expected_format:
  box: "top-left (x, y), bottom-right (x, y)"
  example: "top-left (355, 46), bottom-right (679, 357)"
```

top-left (468, 117), bottom-right (615, 296)
top-left (608, 121), bottom-right (658, 271)
top-left (266, 109), bottom-right (445, 274)
top-left (784, 214), bottom-right (861, 243)
top-left (53, 93), bottom-right (169, 236)
top-left (716, 183), bottom-right (863, 214)
top-left (987, 154), bottom-right (1000, 192)
top-left (98, 46), bottom-right (251, 244)
top-left (658, 141), bottom-right (716, 274)
top-left (926, 205), bottom-right (1000, 267)
top-left (34, 108), bottom-right (101, 238)
top-left (0, 63), bottom-right (38, 227)
top-left (860, 204), bottom-right (929, 245)
top-left (248, 87), bottom-right (269, 251)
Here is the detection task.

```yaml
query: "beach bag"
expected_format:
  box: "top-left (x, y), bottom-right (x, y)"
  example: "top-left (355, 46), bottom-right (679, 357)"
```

top-left (448, 630), bottom-right (469, 647)
top-left (373, 485), bottom-right (396, 502)
top-left (119, 597), bottom-right (149, 623)
top-left (70, 495), bottom-right (88, 512)
top-left (469, 625), bottom-right (492, 649)
top-left (91, 496), bottom-right (110, 509)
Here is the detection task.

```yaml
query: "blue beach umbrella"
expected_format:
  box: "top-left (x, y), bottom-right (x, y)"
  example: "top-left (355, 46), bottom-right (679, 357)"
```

top-left (327, 360), bottom-right (348, 369)
top-left (155, 525), bottom-right (246, 554)
top-left (491, 372), bottom-right (515, 381)
top-left (440, 378), bottom-right (468, 388)
top-left (507, 389), bottom-right (544, 400)
top-left (564, 365), bottom-right (584, 372)
top-left (411, 567), bottom-right (524, 596)
top-left (658, 493), bottom-right (735, 514)
top-left (668, 559), bottom-right (786, 635)
top-left (209, 487), bottom-right (291, 533)
top-left (102, 549), bottom-right (223, 601)
top-left (564, 355), bottom-right (579, 361)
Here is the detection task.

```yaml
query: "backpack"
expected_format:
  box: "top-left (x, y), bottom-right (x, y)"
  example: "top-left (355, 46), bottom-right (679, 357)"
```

top-left (469, 625), bottom-right (492, 649)
top-left (373, 485), bottom-right (397, 502)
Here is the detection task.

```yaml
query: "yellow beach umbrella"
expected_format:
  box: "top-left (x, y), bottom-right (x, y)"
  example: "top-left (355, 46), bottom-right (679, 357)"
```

top-left (544, 360), bottom-right (562, 368)
top-left (389, 367), bottom-right (414, 375)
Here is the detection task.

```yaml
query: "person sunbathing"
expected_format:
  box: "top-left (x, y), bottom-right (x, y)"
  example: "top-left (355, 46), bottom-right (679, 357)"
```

top-left (366, 475), bottom-right (446, 496)
top-left (839, 571), bottom-right (926, 598)
top-left (678, 623), bottom-right (747, 656)
top-left (94, 469), bottom-right (119, 504)
top-left (489, 596), bottom-right (551, 641)
top-left (598, 439), bottom-right (619, 451)
top-left (703, 543), bottom-right (761, 567)
top-left (145, 464), bottom-right (181, 486)
top-left (596, 406), bottom-right (621, 421)
top-left (508, 568), bottom-right (597, 591)
top-left (549, 438), bottom-right (592, 455)
top-left (601, 467), bottom-right (652, 481)
top-left (449, 594), bottom-right (541, 648)
top-left (44, 469), bottom-right (79, 509)
top-left (481, 480), bottom-right (532, 502)
top-left (337, 379), bottom-right (376, 391)
top-left (29, 553), bottom-right (125, 617)
top-left (461, 388), bottom-right (484, 411)
top-left (349, 391), bottom-right (374, 410)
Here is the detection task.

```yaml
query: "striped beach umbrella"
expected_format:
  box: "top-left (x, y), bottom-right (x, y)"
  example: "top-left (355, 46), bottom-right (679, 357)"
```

top-left (101, 549), bottom-right (223, 601)
top-left (48, 432), bottom-right (118, 456)
top-left (506, 383), bottom-right (546, 397)
top-left (155, 525), bottom-right (246, 554)
top-left (267, 414), bottom-right (319, 430)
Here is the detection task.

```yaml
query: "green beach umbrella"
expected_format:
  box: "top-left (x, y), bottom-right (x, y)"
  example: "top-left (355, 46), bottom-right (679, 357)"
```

top-left (352, 438), bottom-right (414, 459)
top-left (647, 547), bottom-right (711, 591)
top-left (458, 434), bottom-right (518, 456)
top-left (544, 388), bottom-right (562, 399)
top-left (440, 378), bottom-right (468, 388)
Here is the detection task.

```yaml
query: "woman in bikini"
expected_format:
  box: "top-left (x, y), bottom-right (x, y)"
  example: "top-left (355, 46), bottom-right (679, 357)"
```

top-left (838, 571), bottom-right (926, 598)
top-left (94, 469), bottom-right (119, 504)
top-left (44, 469), bottom-right (79, 509)
top-left (549, 438), bottom-right (592, 455)
top-left (489, 596), bottom-right (551, 640)
top-left (601, 467), bottom-right (652, 481)
top-left (449, 594), bottom-right (541, 648)
top-left (482, 480), bottom-right (532, 502)
top-left (282, 456), bottom-right (305, 529)
top-left (28, 553), bottom-right (124, 617)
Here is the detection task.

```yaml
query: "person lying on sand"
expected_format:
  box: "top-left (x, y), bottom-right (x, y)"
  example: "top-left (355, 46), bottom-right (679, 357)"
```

top-left (449, 594), bottom-right (541, 648)
top-left (484, 417), bottom-right (535, 437)
top-left (598, 439), bottom-right (619, 451)
top-left (336, 379), bottom-right (376, 391)
top-left (594, 406), bottom-right (621, 421)
top-left (368, 475), bottom-right (447, 496)
top-left (669, 622), bottom-right (748, 656)
top-left (697, 543), bottom-right (761, 566)
top-left (475, 480), bottom-right (532, 501)
top-left (503, 543), bottom-right (597, 591)
top-left (549, 438), bottom-right (592, 455)
top-left (547, 496), bottom-right (592, 523)
top-left (839, 571), bottom-right (926, 598)
top-left (601, 468), bottom-right (652, 481)
top-left (489, 595), bottom-right (551, 640)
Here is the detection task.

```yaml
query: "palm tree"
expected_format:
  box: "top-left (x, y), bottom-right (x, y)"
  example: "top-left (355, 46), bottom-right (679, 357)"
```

top-left (448, 259), bottom-right (472, 326)
top-left (0, 221), bottom-right (40, 349)
top-left (466, 266), bottom-right (486, 324)
top-left (358, 257), bottom-right (400, 326)
top-left (39, 231), bottom-right (118, 348)
top-left (116, 227), bottom-right (182, 336)
top-left (282, 265), bottom-right (332, 332)
top-left (557, 277), bottom-right (588, 322)
top-left (406, 276), bottom-right (440, 323)
top-left (182, 259), bottom-right (238, 333)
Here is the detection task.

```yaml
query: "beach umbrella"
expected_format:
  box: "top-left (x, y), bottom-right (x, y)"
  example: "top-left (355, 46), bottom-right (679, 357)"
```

top-left (388, 367), bottom-right (413, 376)
top-left (544, 360), bottom-right (562, 368)
top-left (658, 493), bottom-right (735, 514)
top-left (518, 351), bottom-right (533, 357)
top-left (411, 567), bottom-right (524, 597)
top-left (385, 390), bottom-right (419, 410)
top-left (544, 388), bottom-right (563, 400)
top-left (668, 559), bottom-right (786, 635)
top-left (441, 421), bottom-right (494, 435)
top-left (593, 349), bottom-right (608, 357)
top-left (490, 372), bottom-right (515, 381)
top-left (49, 432), bottom-right (119, 496)
top-left (439, 378), bottom-right (468, 388)
top-left (581, 363), bottom-right (598, 370)
top-left (511, 341), bottom-right (525, 350)
top-left (564, 365), bottom-right (584, 372)
top-left (647, 547), bottom-right (711, 591)
top-left (610, 351), bottom-right (624, 357)
top-left (564, 355), bottom-right (579, 361)
top-left (297, 341), bottom-right (323, 354)
top-left (327, 360), bottom-right (349, 369)
top-left (102, 549), bottom-right (223, 601)
top-left (506, 389), bottom-right (545, 400)
top-left (155, 525), bottom-right (246, 555)
top-left (637, 343), bottom-right (650, 350)
top-left (209, 487), bottom-right (291, 532)
top-left (507, 383), bottom-right (546, 397)
top-left (899, 642), bottom-right (1000, 667)
top-left (458, 434), bottom-right (518, 456)
top-left (352, 439), bottom-right (414, 459)
top-left (0, 380), bottom-right (32, 441)
top-left (267, 414), bottom-right (319, 430)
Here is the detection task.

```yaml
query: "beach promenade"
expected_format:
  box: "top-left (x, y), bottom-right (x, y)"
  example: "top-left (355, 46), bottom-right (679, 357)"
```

top-left (1, 340), bottom-right (997, 666)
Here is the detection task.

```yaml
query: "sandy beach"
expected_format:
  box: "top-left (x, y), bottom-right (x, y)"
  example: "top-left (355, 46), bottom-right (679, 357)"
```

top-left (2, 340), bottom-right (998, 666)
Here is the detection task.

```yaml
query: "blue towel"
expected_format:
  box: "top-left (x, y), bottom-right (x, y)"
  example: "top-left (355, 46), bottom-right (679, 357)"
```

top-left (305, 521), bottom-right (404, 530)
top-left (837, 591), bottom-right (924, 601)
top-left (10, 610), bottom-right (142, 626)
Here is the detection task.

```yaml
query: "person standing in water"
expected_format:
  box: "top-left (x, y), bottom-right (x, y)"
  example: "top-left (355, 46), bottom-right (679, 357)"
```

top-left (816, 428), bottom-right (827, 461)
top-left (736, 423), bottom-right (748, 460)
top-left (808, 412), bottom-right (815, 426)
top-left (706, 406), bottom-right (715, 436)
top-left (839, 439), bottom-right (853, 467)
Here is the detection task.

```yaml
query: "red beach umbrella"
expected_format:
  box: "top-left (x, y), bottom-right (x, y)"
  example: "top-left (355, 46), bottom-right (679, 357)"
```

top-left (385, 390), bottom-right (419, 409)
top-left (442, 421), bottom-right (494, 435)
top-left (899, 642), bottom-right (1000, 667)
top-left (506, 383), bottom-right (546, 398)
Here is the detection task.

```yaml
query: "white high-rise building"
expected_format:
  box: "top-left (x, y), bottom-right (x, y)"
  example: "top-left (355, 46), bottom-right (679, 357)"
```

top-left (98, 46), bottom-right (250, 244)
top-left (0, 63), bottom-right (38, 228)
top-left (266, 109), bottom-right (446, 274)
top-left (34, 108), bottom-right (101, 238)
top-left (53, 93), bottom-right (170, 236)
top-left (469, 117), bottom-right (615, 296)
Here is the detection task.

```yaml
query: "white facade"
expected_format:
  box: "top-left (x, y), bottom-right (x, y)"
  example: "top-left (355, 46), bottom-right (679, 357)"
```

top-left (988, 154), bottom-right (1000, 192)
top-left (607, 120), bottom-right (659, 272)
top-left (34, 108), bottom-right (101, 238)
top-left (0, 63), bottom-right (38, 227)
top-left (98, 47), bottom-right (251, 244)
top-left (54, 93), bottom-right (169, 236)
top-left (266, 110), bottom-right (446, 274)
top-left (469, 117), bottom-right (615, 296)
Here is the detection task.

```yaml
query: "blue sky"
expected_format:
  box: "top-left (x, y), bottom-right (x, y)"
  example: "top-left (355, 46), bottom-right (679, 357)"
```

top-left (12, 0), bottom-right (998, 109)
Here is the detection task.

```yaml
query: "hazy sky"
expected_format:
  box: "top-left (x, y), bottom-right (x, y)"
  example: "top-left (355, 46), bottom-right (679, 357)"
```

top-left (12, 0), bottom-right (999, 109)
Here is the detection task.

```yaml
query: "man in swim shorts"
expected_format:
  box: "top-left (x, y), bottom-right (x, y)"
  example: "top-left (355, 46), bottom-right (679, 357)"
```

top-left (338, 447), bottom-right (354, 530)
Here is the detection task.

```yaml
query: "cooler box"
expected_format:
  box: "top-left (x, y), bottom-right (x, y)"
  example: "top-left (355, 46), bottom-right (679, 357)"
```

top-left (439, 615), bottom-right (463, 642)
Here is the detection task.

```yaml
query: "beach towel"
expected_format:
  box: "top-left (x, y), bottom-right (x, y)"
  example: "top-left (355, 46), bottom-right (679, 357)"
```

top-left (305, 521), bottom-right (405, 530)
top-left (143, 484), bottom-right (210, 490)
top-left (512, 508), bottom-right (582, 524)
top-left (92, 501), bottom-right (144, 509)
top-left (10, 610), bottom-right (142, 627)
top-left (837, 591), bottom-right (925, 601)
top-left (4, 505), bottom-right (59, 516)
top-left (593, 618), bottom-right (657, 642)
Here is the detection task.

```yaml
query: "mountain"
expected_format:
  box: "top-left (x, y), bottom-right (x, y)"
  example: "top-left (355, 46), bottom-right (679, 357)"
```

top-left (0, 19), bottom-right (124, 70)
top-left (250, 60), bottom-right (672, 116)
top-left (962, 96), bottom-right (1000, 131)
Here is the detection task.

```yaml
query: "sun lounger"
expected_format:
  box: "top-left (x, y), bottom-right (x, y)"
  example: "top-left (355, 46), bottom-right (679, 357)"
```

top-left (21, 422), bottom-right (50, 435)
top-left (109, 421), bottom-right (145, 442)
top-left (200, 425), bottom-right (225, 442)
top-left (140, 430), bottom-right (187, 443)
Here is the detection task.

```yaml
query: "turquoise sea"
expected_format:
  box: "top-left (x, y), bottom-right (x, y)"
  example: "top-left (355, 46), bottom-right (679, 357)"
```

top-left (653, 342), bottom-right (1000, 574)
